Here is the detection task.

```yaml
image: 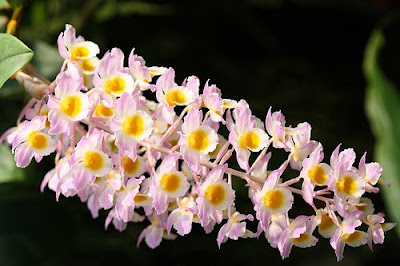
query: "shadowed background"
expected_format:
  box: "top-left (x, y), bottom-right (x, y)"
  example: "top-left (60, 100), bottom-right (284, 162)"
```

top-left (1, 0), bottom-right (400, 265)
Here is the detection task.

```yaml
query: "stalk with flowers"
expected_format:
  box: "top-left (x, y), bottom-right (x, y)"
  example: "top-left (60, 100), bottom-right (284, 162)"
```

top-left (0, 24), bottom-right (396, 261)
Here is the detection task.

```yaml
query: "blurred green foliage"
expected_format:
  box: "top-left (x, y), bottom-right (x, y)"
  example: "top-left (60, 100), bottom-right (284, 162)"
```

top-left (1, 0), bottom-right (400, 265)
top-left (0, 144), bottom-right (25, 183)
top-left (364, 15), bottom-right (400, 237)
top-left (6, 0), bottom-right (31, 9)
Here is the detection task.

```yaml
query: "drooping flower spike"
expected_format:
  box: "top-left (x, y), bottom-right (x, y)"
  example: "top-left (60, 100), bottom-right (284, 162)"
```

top-left (2, 23), bottom-right (395, 260)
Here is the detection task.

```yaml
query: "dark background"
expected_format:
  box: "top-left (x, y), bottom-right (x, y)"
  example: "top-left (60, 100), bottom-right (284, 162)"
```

top-left (1, 0), bottom-right (400, 265)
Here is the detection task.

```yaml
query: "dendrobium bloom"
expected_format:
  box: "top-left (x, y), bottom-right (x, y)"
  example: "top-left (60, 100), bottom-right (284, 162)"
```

top-left (366, 213), bottom-right (396, 250)
top-left (110, 92), bottom-right (154, 162)
top-left (288, 122), bottom-right (317, 170)
top-left (358, 153), bottom-right (382, 193)
top-left (197, 164), bottom-right (235, 229)
top-left (202, 81), bottom-right (224, 122)
top-left (178, 108), bottom-right (218, 174)
top-left (41, 156), bottom-right (76, 200)
top-left (202, 81), bottom-right (237, 123)
top-left (229, 100), bottom-right (269, 171)
top-left (12, 116), bottom-right (56, 168)
top-left (253, 170), bottom-right (294, 232)
top-left (316, 209), bottom-right (339, 239)
top-left (93, 48), bottom-right (135, 103)
top-left (78, 57), bottom-right (100, 89)
top-left (47, 72), bottom-right (90, 138)
top-left (137, 212), bottom-right (174, 249)
top-left (150, 152), bottom-right (190, 214)
top-left (121, 155), bottom-right (146, 178)
top-left (128, 48), bottom-right (166, 91)
top-left (328, 146), bottom-right (366, 216)
top-left (114, 176), bottom-right (145, 223)
top-left (69, 129), bottom-right (112, 191)
top-left (156, 68), bottom-right (197, 124)
top-left (265, 107), bottom-right (288, 149)
top-left (58, 24), bottom-right (100, 62)
top-left (217, 211), bottom-right (255, 248)
top-left (278, 215), bottom-right (319, 259)
top-left (91, 170), bottom-right (122, 211)
top-left (167, 196), bottom-right (198, 236)
top-left (300, 143), bottom-right (332, 206)
top-left (330, 210), bottom-right (368, 261)
top-left (265, 213), bottom-right (287, 248)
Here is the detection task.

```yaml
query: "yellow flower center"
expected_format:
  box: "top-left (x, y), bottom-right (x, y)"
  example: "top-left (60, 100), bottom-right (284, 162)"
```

top-left (319, 214), bottom-right (335, 231)
top-left (60, 95), bottom-right (82, 118)
top-left (134, 194), bottom-right (149, 203)
top-left (122, 114), bottom-right (145, 137)
top-left (239, 131), bottom-right (260, 150)
top-left (187, 129), bottom-right (209, 152)
top-left (27, 131), bottom-right (48, 150)
top-left (160, 173), bottom-right (181, 193)
top-left (263, 189), bottom-right (285, 210)
top-left (336, 175), bottom-right (357, 196)
top-left (104, 77), bottom-right (126, 95)
top-left (204, 184), bottom-right (226, 206)
top-left (343, 231), bottom-right (362, 243)
top-left (307, 165), bottom-right (328, 185)
top-left (165, 89), bottom-right (187, 106)
top-left (123, 156), bottom-right (140, 175)
top-left (94, 103), bottom-right (114, 117)
top-left (70, 45), bottom-right (90, 61)
top-left (292, 233), bottom-right (310, 243)
top-left (83, 151), bottom-right (104, 171)
top-left (79, 59), bottom-right (95, 72)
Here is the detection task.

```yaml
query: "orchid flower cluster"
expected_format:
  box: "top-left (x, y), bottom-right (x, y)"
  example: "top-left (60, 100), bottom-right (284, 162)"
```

top-left (1, 24), bottom-right (395, 261)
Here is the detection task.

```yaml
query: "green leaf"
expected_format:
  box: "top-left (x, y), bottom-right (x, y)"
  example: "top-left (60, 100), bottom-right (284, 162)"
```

top-left (364, 21), bottom-right (400, 236)
top-left (0, 144), bottom-right (25, 183)
top-left (0, 33), bottom-right (34, 89)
